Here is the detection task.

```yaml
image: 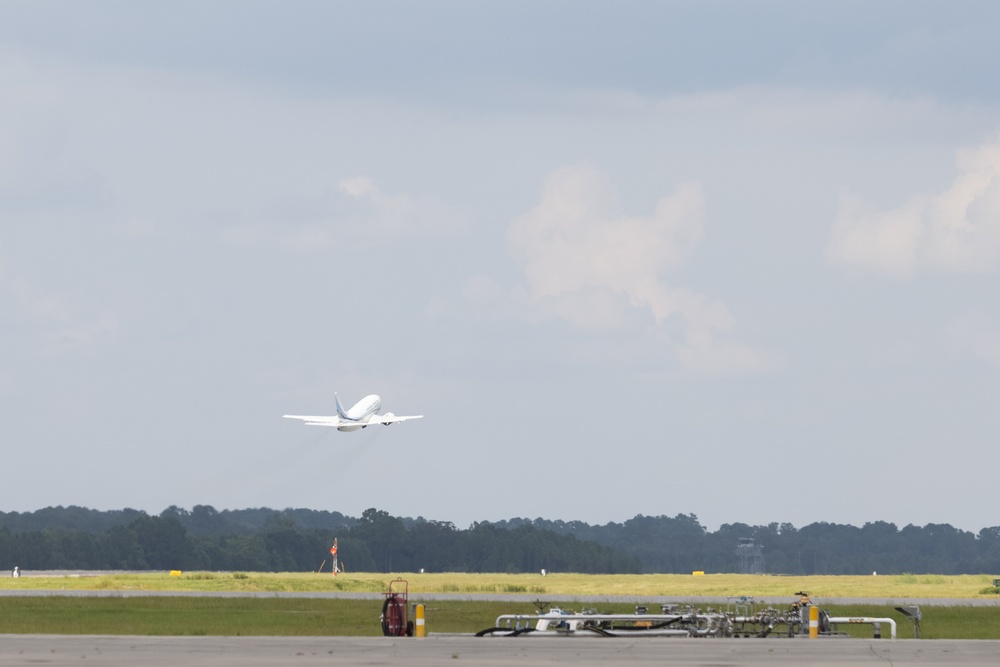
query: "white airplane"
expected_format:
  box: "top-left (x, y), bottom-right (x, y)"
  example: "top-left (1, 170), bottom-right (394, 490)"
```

top-left (283, 393), bottom-right (423, 432)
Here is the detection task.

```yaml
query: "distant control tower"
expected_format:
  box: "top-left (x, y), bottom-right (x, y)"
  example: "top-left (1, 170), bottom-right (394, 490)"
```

top-left (735, 538), bottom-right (765, 574)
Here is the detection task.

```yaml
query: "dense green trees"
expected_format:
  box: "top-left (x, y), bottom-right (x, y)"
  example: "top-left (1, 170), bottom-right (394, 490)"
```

top-left (2, 506), bottom-right (1000, 574)
top-left (0, 506), bottom-right (638, 573)
top-left (491, 514), bottom-right (1000, 574)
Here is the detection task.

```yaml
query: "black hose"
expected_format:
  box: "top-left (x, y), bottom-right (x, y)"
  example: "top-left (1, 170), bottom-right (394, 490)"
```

top-left (581, 625), bottom-right (615, 637)
top-left (381, 595), bottom-right (407, 637)
top-left (475, 626), bottom-right (538, 637)
top-left (611, 620), bottom-right (680, 631)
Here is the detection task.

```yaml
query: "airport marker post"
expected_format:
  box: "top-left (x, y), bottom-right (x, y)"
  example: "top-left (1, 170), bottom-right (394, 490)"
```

top-left (809, 605), bottom-right (819, 639)
top-left (415, 604), bottom-right (426, 638)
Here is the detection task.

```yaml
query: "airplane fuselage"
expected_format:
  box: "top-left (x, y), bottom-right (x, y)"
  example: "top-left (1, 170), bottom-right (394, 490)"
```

top-left (283, 393), bottom-right (422, 431)
top-left (338, 394), bottom-right (381, 431)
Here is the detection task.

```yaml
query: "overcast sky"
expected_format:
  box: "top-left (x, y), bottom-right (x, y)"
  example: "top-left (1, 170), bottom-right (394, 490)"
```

top-left (3, 1), bottom-right (1000, 533)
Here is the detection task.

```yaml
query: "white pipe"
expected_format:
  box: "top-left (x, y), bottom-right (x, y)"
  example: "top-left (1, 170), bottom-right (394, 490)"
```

top-left (826, 616), bottom-right (896, 640)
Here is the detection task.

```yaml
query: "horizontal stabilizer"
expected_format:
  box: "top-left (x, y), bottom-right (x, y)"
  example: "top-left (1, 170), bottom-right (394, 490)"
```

top-left (375, 414), bottom-right (423, 425)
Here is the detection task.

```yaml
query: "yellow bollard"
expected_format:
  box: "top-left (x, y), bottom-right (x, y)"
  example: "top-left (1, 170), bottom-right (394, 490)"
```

top-left (809, 605), bottom-right (819, 639)
top-left (415, 604), bottom-right (425, 639)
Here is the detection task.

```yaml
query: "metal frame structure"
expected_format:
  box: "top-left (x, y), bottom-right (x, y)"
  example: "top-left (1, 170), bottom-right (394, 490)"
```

top-left (735, 538), bottom-right (765, 574)
top-left (478, 597), bottom-right (903, 640)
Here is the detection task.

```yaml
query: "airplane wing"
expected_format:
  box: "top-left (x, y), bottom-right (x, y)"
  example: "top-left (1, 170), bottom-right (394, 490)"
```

top-left (283, 415), bottom-right (342, 427)
top-left (374, 414), bottom-right (424, 425)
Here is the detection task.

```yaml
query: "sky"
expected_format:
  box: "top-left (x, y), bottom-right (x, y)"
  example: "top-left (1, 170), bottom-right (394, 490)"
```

top-left (2, 1), bottom-right (1000, 533)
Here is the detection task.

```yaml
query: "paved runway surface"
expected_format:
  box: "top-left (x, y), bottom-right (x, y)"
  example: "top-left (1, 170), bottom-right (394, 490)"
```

top-left (1, 636), bottom-right (998, 666)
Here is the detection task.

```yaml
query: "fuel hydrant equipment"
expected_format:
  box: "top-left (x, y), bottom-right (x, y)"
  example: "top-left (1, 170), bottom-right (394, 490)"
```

top-left (381, 577), bottom-right (413, 637)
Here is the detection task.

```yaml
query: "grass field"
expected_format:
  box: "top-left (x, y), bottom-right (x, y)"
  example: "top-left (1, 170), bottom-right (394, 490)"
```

top-left (0, 597), bottom-right (998, 639)
top-left (2, 571), bottom-right (998, 598)
top-left (2, 572), bottom-right (998, 638)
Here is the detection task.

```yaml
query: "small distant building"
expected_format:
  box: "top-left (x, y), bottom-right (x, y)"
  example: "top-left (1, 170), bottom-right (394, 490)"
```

top-left (735, 538), bottom-right (765, 574)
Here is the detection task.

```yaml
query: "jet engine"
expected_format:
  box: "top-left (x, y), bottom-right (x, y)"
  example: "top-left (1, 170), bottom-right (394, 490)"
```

top-left (381, 412), bottom-right (395, 425)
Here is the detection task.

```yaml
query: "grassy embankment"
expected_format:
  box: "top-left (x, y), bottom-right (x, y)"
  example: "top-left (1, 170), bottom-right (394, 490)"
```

top-left (1, 572), bottom-right (998, 638)
top-left (3, 571), bottom-right (998, 598)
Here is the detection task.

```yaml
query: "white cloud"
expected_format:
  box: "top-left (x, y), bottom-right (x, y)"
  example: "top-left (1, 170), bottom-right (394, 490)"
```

top-left (828, 134), bottom-right (1000, 277)
top-left (508, 164), bottom-right (703, 319)
top-left (467, 163), bottom-right (765, 373)
top-left (339, 176), bottom-right (378, 199)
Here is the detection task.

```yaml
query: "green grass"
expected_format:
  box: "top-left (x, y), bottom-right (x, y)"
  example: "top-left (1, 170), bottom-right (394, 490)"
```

top-left (0, 598), bottom-right (521, 637)
top-left (0, 597), bottom-right (380, 636)
top-left (0, 598), bottom-right (997, 639)
top-left (821, 605), bottom-right (1000, 640)
top-left (2, 572), bottom-right (998, 639)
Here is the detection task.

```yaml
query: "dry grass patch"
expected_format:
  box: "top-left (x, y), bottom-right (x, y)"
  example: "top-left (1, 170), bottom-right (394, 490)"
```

top-left (1, 571), bottom-right (996, 598)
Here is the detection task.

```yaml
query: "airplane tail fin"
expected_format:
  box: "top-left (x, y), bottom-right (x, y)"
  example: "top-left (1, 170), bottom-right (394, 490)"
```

top-left (334, 393), bottom-right (349, 419)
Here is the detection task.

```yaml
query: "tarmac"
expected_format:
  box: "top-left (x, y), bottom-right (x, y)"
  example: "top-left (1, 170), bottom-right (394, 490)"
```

top-left (1, 635), bottom-right (999, 666)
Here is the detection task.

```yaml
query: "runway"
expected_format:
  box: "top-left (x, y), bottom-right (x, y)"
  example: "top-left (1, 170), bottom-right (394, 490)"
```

top-left (0, 635), bottom-right (998, 666)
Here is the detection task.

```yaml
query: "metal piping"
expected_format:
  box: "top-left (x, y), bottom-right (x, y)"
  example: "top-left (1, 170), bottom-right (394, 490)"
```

top-left (826, 616), bottom-right (896, 640)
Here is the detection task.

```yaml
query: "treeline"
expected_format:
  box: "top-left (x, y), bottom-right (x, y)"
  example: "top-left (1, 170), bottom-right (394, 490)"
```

top-left (493, 515), bottom-right (1000, 575)
top-left (3, 506), bottom-right (1000, 574)
top-left (0, 506), bottom-right (357, 536)
top-left (0, 507), bottom-right (638, 574)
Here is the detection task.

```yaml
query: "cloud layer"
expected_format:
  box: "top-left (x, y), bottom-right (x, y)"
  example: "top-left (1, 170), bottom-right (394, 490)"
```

top-left (467, 163), bottom-right (763, 373)
top-left (828, 135), bottom-right (1000, 277)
